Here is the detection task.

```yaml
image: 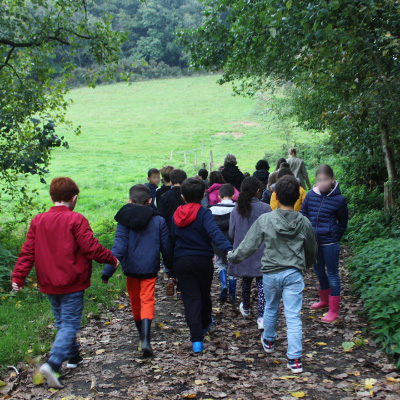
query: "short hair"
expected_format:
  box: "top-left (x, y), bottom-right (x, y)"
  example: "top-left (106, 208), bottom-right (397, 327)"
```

top-left (170, 169), bottom-right (187, 185)
top-left (224, 154), bottom-right (237, 166)
top-left (243, 172), bottom-right (251, 178)
top-left (277, 167), bottom-right (294, 180)
top-left (50, 177), bottom-right (80, 202)
top-left (198, 168), bottom-right (208, 180)
top-left (181, 177), bottom-right (205, 203)
top-left (276, 158), bottom-right (287, 171)
top-left (275, 176), bottom-right (300, 207)
top-left (219, 183), bottom-right (235, 198)
top-left (147, 168), bottom-right (160, 178)
top-left (280, 162), bottom-right (290, 169)
top-left (209, 171), bottom-right (225, 185)
top-left (289, 147), bottom-right (297, 156)
top-left (129, 184), bottom-right (151, 205)
top-left (316, 164), bottom-right (334, 178)
top-left (160, 165), bottom-right (174, 183)
top-left (256, 159), bottom-right (270, 171)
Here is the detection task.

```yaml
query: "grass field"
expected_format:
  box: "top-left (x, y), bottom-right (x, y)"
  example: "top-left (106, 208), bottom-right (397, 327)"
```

top-left (21, 74), bottom-right (313, 223)
top-left (1, 75), bottom-right (318, 371)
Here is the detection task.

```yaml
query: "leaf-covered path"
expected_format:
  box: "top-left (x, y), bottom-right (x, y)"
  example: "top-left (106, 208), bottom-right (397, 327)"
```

top-left (4, 251), bottom-right (400, 400)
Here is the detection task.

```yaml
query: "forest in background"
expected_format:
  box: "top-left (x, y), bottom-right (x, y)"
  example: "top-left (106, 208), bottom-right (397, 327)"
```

top-left (53, 0), bottom-right (205, 85)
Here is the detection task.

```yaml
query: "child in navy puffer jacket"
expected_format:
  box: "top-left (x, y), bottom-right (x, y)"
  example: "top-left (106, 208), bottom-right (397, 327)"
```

top-left (102, 184), bottom-right (172, 357)
top-left (301, 165), bottom-right (348, 323)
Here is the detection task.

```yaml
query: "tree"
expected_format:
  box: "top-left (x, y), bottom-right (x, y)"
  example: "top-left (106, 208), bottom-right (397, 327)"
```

top-left (0, 0), bottom-right (126, 216)
top-left (180, 0), bottom-right (400, 206)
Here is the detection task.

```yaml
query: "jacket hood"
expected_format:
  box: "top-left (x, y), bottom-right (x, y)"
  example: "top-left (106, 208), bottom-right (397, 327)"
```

top-left (253, 169), bottom-right (269, 181)
top-left (174, 203), bottom-right (202, 228)
top-left (312, 181), bottom-right (341, 197)
top-left (114, 203), bottom-right (156, 229)
top-left (207, 183), bottom-right (222, 193)
top-left (271, 209), bottom-right (306, 238)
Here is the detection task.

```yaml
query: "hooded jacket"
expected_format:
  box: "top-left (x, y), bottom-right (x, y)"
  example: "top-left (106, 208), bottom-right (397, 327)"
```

top-left (102, 203), bottom-right (172, 279)
top-left (206, 183), bottom-right (240, 206)
top-left (221, 164), bottom-right (245, 191)
top-left (253, 169), bottom-right (270, 188)
top-left (228, 208), bottom-right (318, 275)
top-left (172, 203), bottom-right (233, 258)
top-left (157, 186), bottom-right (185, 234)
top-left (301, 182), bottom-right (348, 245)
top-left (12, 206), bottom-right (117, 295)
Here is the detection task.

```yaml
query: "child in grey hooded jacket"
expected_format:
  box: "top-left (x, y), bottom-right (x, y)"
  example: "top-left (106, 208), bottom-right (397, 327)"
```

top-left (228, 175), bottom-right (317, 375)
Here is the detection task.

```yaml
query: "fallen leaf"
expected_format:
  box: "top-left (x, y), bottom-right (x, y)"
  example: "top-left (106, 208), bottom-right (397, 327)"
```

top-left (182, 391), bottom-right (196, 398)
top-left (117, 303), bottom-right (125, 309)
top-left (292, 392), bottom-right (305, 398)
top-left (365, 378), bottom-right (377, 389)
top-left (95, 349), bottom-right (105, 355)
top-left (235, 331), bottom-right (241, 338)
top-left (48, 388), bottom-right (58, 393)
top-left (279, 375), bottom-right (298, 380)
top-left (316, 342), bottom-right (327, 346)
top-left (32, 372), bottom-right (44, 385)
top-left (342, 341), bottom-right (355, 352)
top-left (0, 381), bottom-right (6, 387)
top-left (195, 379), bottom-right (203, 385)
top-left (387, 376), bottom-right (400, 383)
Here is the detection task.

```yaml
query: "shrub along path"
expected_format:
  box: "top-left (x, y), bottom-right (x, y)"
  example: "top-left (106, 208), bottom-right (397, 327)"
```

top-left (2, 250), bottom-right (400, 400)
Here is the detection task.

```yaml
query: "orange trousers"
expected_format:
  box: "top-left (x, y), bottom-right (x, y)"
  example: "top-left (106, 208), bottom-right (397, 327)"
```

top-left (126, 276), bottom-right (157, 321)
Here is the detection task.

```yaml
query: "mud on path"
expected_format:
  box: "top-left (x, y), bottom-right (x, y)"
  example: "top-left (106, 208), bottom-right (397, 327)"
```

top-left (4, 251), bottom-right (400, 400)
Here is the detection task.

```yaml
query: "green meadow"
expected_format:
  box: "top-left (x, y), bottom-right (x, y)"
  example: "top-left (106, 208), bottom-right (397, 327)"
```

top-left (23, 74), bottom-right (313, 222)
top-left (2, 75), bottom-right (318, 370)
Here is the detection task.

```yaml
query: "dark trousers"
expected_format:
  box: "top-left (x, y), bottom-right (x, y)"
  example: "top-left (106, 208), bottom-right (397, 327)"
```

top-left (174, 256), bottom-right (214, 342)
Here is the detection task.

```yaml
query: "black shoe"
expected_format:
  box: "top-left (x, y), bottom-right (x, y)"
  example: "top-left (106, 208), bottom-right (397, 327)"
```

top-left (287, 358), bottom-right (303, 374)
top-left (141, 318), bottom-right (153, 358)
top-left (66, 353), bottom-right (83, 369)
top-left (135, 320), bottom-right (143, 351)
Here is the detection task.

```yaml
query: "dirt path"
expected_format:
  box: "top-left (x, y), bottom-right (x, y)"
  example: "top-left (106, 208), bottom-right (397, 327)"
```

top-left (4, 251), bottom-right (400, 400)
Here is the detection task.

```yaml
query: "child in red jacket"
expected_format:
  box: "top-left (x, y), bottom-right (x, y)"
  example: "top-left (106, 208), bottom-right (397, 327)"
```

top-left (11, 177), bottom-right (119, 389)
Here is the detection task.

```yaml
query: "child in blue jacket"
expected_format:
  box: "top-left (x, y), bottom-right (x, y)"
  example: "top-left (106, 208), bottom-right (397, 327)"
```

top-left (301, 164), bottom-right (348, 323)
top-left (172, 177), bottom-right (233, 353)
top-left (102, 184), bottom-right (172, 357)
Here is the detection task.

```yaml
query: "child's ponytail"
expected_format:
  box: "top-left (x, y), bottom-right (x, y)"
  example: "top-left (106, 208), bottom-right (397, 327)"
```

top-left (237, 177), bottom-right (263, 218)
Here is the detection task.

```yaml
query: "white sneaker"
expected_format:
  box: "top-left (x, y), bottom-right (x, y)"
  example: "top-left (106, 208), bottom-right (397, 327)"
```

top-left (239, 302), bottom-right (251, 318)
top-left (257, 317), bottom-right (264, 330)
top-left (39, 363), bottom-right (64, 389)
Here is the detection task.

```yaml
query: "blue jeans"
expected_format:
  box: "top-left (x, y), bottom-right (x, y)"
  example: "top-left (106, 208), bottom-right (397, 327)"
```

top-left (215, 256), bottom-right (227, 273)
top-left (262, 268), bottom-right (304, 359)
top-left (47, 290), bottom-right (85, 367)
top-left (314, 243), bottom-right (341, 296)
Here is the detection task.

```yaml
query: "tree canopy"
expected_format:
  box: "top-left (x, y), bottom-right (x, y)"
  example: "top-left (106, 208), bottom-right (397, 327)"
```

top-left (0, 0), bottom-right (125, 215)
top-left (180, 0), bottom-right (400, 203)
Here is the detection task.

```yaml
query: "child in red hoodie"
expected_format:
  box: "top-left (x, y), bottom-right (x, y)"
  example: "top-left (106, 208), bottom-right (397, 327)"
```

top-left (11, 177), bottom-right (119, 389)
top-left (172, 177), bottom-right (232, 353)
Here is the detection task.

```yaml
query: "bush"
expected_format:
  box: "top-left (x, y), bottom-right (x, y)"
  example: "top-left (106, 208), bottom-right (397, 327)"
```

top-left (348, 238), bottom-right (400, 366)
top-left (0, 244), bottom-right (17, 289)
top-left (344, 209), bottom-right (400, 248)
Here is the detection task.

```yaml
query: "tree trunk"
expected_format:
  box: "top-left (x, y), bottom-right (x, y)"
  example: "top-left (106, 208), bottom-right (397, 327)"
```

top-left (380, 124), bottom-right (397, 210)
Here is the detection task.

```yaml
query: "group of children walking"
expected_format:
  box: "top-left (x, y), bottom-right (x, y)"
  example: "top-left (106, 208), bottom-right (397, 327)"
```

top-left (11, 149), bottom-right (348, 388)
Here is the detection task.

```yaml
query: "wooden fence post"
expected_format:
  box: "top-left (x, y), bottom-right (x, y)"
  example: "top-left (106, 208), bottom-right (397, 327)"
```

top-left (209, 150), bottom-right (214, 172)
top-left (170, 150), bottom-right (173, 161)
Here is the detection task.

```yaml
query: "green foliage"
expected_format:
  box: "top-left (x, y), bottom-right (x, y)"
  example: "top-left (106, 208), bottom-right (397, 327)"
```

top-left (348, 238), bottom-right (400, 365)
top-left (56, 0), bottom-right (204, 84)
top-left (0, 245), bottom-right (17, 289)
top-left (180, 0), bottom-right (400, 192)
top-left (0, 0), bottom-right (126, 216)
